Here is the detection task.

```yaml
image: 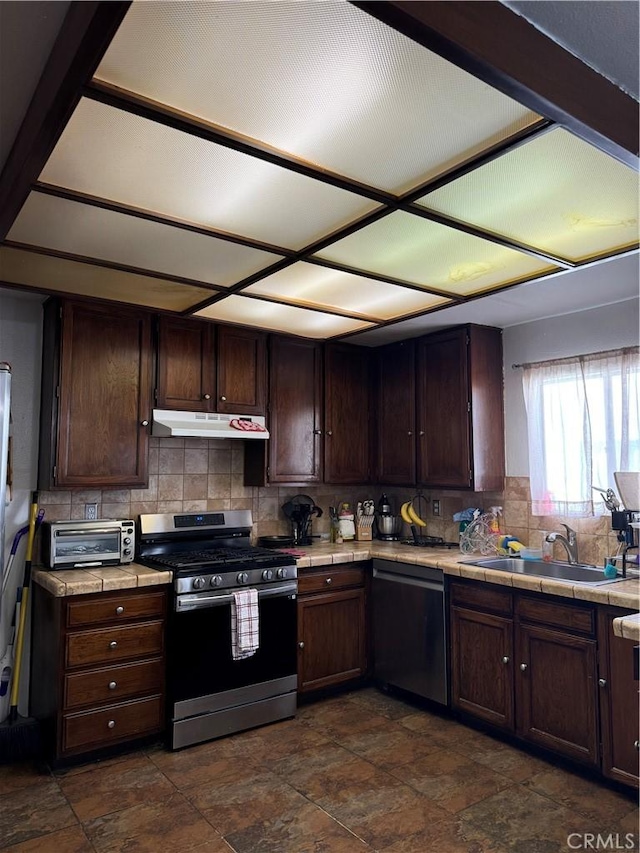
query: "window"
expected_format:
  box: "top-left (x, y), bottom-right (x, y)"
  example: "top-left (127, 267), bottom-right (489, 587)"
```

top-left (522, 347), bottom-right (640, 516)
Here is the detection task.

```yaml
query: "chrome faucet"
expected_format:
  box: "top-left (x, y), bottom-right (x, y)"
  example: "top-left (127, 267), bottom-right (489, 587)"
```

top-left (545, 524), bottom-right (579, 564)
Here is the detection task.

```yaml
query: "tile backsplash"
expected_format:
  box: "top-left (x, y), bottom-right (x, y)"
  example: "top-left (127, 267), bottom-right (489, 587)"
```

top-left (38, 438), bottom-right (623, 564)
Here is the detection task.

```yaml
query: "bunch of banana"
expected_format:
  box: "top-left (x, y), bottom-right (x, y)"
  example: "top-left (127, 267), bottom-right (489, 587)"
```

top-left (400, 499), bottom-right (426, 527)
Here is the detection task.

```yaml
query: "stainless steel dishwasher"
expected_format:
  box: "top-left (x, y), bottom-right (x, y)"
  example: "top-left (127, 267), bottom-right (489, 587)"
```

top-left (372, 559), bottom-right (448, 705)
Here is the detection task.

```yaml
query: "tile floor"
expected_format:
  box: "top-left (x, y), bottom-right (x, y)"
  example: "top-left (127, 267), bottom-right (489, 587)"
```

top-left (0, 688), bottom-right (638, 853)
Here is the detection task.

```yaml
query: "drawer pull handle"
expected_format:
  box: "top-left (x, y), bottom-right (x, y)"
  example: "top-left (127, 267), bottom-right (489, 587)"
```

top-left (107, 720), bottom-right (116, 729)
top-left (115, 606), bottom-right (124, 615)
top-left (109, 641), bottom-right (118, 649)
top-left (203, 394), bottom-right (211, 400)
top-left (108, 681), bottom-right (117, 690)
top-left (502, 656), bottom-right (509, 664)
top-left (325, 578), bottom-right (332, 585)
top-left (519, 663), bottom-right (527, 672)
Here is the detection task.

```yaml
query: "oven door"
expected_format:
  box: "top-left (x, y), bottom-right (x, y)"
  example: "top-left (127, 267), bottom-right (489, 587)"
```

top-left (167, 582), bottom-right (297, 747)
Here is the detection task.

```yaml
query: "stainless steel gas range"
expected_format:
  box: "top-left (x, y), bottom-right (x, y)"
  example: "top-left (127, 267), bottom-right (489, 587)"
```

top-left (137, 511), bottom-right (298, 750)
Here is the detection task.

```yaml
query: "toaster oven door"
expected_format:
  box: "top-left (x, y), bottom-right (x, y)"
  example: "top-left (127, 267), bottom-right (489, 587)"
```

top-left (52, 526), bottom-right (122, 567)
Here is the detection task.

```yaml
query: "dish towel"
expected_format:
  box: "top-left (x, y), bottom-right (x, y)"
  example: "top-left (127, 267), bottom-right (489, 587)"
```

top-left (231, 588), bottom-right (259, 660)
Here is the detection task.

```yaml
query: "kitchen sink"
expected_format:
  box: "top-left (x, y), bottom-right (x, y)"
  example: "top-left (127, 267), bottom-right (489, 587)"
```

top-left (464, 557), bottom-right (624, 585)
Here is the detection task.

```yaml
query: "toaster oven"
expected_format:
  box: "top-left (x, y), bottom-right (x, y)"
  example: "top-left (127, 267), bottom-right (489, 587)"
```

top-left (42, 519), bottom-right (135, 569)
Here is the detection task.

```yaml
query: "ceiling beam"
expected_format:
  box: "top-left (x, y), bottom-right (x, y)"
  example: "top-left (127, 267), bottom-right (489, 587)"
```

top-left (353, 1), bottom-right (639, 170)
top-left (0, 2), bottom-right (131, 241)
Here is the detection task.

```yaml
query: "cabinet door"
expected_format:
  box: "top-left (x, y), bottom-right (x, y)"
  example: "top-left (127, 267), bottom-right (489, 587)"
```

top-left (451, 606), bottom-right (514, 730)
top-left (416, 328), bottom-right (471, 488)
top-left (268, 336), bottom-right (323, 483)
top-left (156, 316), bottom-right (214, 411)
top-left (298, 588), bottom-right (367, 693)
top-left (52, 301), bottom-right (152, 488)
top-left (324, 343), bottom-right (372, 484)
top-left (516, 623), bottom-right (599, 765)
top-left (376, 340), bottom-right (416, 485)
top-left (216, 325), bottom-right (266, 415)
top-left (597, 608), bottom-right (640, 787)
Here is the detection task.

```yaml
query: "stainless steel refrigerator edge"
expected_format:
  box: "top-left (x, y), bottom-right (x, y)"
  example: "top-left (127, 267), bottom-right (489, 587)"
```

top-left (372, 559), bottom-right (448, 705)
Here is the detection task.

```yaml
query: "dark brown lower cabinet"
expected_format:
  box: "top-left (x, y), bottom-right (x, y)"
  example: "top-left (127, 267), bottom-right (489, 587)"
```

top-left (297, 564), bottom-right (368, 694)
top-left (598, 608), bottom-right (640, 788)
top-left (450, 579), bottom-right (600, 769)
top-left (31, 585), bottom-right (167, 763)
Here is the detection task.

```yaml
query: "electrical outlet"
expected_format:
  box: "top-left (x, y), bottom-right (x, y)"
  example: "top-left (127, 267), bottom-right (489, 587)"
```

top-left (432, 499), bottom-right (441, 517)
top-left (84, 503), bottom-right (98, 520)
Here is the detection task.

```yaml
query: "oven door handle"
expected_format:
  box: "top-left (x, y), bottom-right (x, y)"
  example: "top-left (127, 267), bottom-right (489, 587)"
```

top-left (175, 581), bottom-right (298, 612)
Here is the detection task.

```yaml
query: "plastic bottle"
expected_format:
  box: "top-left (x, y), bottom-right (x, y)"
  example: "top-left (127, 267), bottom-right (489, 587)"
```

top-left (488, 506), bottom-right (502, 534)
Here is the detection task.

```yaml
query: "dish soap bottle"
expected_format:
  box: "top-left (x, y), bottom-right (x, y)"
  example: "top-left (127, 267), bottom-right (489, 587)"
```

top-left (338, 503), bottom-right (356, 541)
top-left (489, 506), bottom-right (502, 534)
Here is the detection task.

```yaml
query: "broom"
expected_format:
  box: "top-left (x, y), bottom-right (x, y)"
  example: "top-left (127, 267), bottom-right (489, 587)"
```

top-left (0, 491), bottom-right (41, 762)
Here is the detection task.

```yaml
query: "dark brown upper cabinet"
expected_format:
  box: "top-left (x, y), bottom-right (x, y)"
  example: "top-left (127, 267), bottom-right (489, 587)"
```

top-left (39, 299), bottom-right (152, 489)
top-left (155, 318), bottom-right (266, 416)
top-left (375, 339), bottom-right (416, 485)
top-left (416, 325), bottom-right (505, 491)
top-left (216, 325), bottom-right (266, 416)
top-left (156, 316), bottom-right (215, 412)
top-left (324, 343), bottom-right (372, 485)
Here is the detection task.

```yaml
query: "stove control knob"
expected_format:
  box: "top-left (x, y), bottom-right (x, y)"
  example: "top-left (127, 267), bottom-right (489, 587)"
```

top-left (192, 576), bottom-right (206, 590)
top-left (123, 537), bottom-right (131, 545)
top-left (237, 572), bottom-right (249, 584)
top-left (262, 569), bottom-right (274, 581)
top-left (277, 567), bottom-right (288, 580)
top-left (210, 575), bottom-right (223, 587)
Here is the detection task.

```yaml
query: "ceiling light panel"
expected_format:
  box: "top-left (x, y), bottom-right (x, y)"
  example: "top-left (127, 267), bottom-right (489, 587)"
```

top-left (95, 1), bottom-right (539, 194)
top-left (417, 128), bottom-right (640, 262)
top-left (0, 247), bottom-right (214, 312)
top-left (194, 295), bottom-right (374, 339)
top-left (314, 212), bottom-right (557, 296)
top-left (8, 193), bottom-right (283, 288)
top-left (244, 262), bottom-right (452, 320)
top-left (38, 98), bottom-right (377, 251)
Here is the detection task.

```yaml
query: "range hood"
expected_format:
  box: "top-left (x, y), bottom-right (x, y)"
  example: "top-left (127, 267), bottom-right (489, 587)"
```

top-left (151, 410), bottom-right (269, 439)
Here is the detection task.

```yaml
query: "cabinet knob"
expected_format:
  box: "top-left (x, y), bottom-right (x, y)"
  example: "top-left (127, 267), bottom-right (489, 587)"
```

top-left (325, 577), bottom-right (332, 585)
top-left (407, 431), bottom-right (413, 436)
top-left (519, 663), bottom-right (527, 672)
top-left (109, 641), bottom-right (118, 649)
top-left (107, 720), bottom-right (116, 729)
top-left (298, 641), bottom-right (304, 649)
top-left (220, 395), bottom-right (227, 402)
top-left (115, 606), bottom-right (124, 615)
top-left (313, 429), bottom-right (322, 435)
top-left (502, 656), bottom-right (509, 664)
top-left (108, 681), bottom-right (117, 690)
top-left (635, 740), bottom-right (639, 750)
top-left (140, 420), bottom-right (149, 427)
top-left (326, 430), bottom-right (333, 436)
top-left (419, 430), bottom-right (425, 436)
top-left (598, 678), bottom-right (607, 687)
top-left (203, 394), bottom-right (211, 400)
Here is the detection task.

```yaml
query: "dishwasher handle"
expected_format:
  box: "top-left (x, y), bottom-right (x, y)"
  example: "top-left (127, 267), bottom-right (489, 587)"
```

top-left (372, 566), bottom-right (444, 593)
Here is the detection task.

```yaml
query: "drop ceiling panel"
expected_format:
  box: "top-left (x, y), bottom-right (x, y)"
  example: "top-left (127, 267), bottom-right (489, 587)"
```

top-left (7, 192), bottom-right (283, 287)
top-left (315, 211), bottom-right (557, 295)
top-left (0, 246), bottom-right (213, 311)
top-left (417, 128), bottom-right (640, 262)
top-left (94, 0), bottom-right (539, 194)
top-left (244, 262), bottom-right (452, 320)
top-left (39, 98), bottom-right (378, 251)
top-left (194, 295), bottom-right (373, 338)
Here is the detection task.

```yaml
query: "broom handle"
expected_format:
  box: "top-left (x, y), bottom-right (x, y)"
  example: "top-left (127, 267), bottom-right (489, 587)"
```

top-left (8, 493), bottom-right (38, 715)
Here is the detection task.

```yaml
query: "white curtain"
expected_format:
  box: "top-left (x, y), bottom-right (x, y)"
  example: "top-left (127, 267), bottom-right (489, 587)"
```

top-left (522, 346), bottom-right (640, 517)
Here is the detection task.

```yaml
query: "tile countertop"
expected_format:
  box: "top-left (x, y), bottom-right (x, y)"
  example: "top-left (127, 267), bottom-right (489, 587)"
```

top-left (32, 563), bottom-right (172, 597)
top-left (293, 539), bottom-right (640, 611)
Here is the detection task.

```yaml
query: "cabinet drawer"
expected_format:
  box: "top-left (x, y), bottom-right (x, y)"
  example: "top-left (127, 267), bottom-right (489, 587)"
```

top-left (298, 566), bottom-right (365, 595)
top-left (62, 695), bottom-right (163, 753)
top-left (66, 621), bottom-right (164, 668)
top-left (516, 596), bottom-right (594, 636)
top-left (64, 658), bottom-right (164, 710)
top-left (450, 581), bottom-right (512, 616)
top-left (67, 591), bottom-right (165, 628)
